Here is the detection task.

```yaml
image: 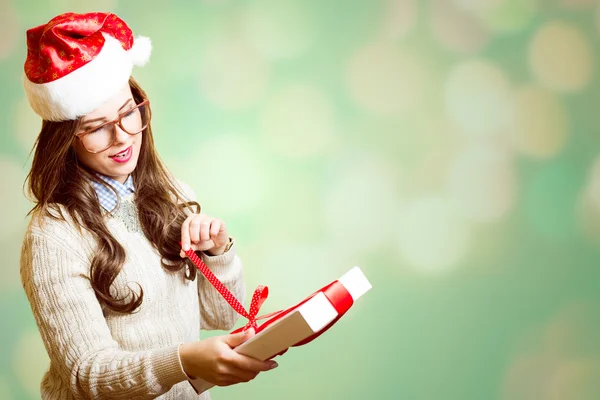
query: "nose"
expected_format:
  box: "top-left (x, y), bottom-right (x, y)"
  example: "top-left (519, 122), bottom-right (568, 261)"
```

top-left (113, 123), bottom-right (129, 145)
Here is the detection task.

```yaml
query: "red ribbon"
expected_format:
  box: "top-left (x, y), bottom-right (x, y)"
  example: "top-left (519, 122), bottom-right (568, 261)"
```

top-left (185, 249), bottom-right (268, 331)
top-left (185, 248), bottom-right (354, 358)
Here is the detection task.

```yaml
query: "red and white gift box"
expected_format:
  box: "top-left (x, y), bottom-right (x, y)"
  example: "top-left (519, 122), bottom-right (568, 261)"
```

top-left (183, 249), bottom-right (372, 394)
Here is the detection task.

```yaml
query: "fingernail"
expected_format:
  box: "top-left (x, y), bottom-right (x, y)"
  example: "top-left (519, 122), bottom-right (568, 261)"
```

top-left (182, 242), bottom-right (190, 251)
top-left (270, 362), bottom-right (278, 369)
top-left (245, 328), bottom-right (255, 336)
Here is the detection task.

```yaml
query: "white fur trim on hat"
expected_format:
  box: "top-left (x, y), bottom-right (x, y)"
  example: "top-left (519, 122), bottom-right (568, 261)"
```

top-left (129, 36), bottom-right (152, 66)
top-left (23, 33), bottom-right (152, 122)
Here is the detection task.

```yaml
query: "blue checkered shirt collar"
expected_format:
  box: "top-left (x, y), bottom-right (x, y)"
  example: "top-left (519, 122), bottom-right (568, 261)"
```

top-left (91, 174), bottom-right (135, 212)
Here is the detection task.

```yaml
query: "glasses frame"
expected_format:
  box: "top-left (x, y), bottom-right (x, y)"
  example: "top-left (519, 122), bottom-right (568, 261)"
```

top-left (75, 99), bottom-right (151, 154)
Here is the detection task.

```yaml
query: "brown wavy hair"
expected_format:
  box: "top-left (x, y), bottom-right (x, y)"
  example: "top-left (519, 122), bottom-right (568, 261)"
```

top-left (25, 77), bottom-right (200, 313)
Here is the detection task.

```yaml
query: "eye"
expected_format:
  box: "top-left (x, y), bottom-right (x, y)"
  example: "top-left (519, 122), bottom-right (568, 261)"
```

top-left (87, 125), bottom-right (106, 135)
top-left (123, 108), bottom-right (137, 118)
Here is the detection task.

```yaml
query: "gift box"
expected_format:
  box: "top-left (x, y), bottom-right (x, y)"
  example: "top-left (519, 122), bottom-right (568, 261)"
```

top-left (183, 249), bottom-right (372, 394)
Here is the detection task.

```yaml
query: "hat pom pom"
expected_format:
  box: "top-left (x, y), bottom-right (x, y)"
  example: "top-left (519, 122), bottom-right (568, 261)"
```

top-left (129, 36), bottom-right (152, 66)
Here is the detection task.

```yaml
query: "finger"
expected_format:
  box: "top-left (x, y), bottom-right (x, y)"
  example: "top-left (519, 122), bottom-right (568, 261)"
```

top-left (223, 366), bottom-right (259, 383)
top-left (200, 218), bottom-right (212, 241)
top-left (190, 239), bottom-right (215, 252)
top-left (222, 329), bottom-right (253, 347)
top-left (210, 219), bottom-right (223, 238)
top-left (189, 214), bottom-right (204, 243)
top-left (230, 352), bottom-right (278, 373)
top-left (180, 213), bottom-right (195, 251)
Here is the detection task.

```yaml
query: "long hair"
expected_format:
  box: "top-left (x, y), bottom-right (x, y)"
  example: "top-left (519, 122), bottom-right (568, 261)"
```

top-left (25, 77), bottom-right (200, 313)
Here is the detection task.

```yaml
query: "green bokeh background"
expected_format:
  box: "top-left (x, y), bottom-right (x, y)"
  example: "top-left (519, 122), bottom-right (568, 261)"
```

top-left (2, 0), bottom-right (600, 399)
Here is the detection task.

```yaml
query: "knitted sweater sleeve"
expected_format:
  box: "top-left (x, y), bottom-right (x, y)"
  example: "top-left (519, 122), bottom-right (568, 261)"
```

top-left (175, 179), bottom-right (246, 331)
top-left (20, 225), bottom-right (189, 399)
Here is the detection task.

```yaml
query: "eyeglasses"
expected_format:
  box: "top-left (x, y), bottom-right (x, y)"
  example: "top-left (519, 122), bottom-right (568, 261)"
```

top-left (75, 100), bottom-right (151, 154)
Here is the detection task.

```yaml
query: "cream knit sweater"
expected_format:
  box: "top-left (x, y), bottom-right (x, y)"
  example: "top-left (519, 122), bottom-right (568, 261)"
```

top-left (20, 182), bottom-right (245, 399)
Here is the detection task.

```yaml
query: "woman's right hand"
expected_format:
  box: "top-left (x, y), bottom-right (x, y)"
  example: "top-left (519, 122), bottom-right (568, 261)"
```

top-left (179, 328), bottom-right (278, 386)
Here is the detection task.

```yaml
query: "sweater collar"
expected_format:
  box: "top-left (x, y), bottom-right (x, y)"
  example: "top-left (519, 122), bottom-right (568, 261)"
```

top-left (91, 174), bottom-right (135, 212)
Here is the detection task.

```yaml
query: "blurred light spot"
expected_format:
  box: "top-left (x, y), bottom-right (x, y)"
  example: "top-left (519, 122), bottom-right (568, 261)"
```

top-left (577, 156), bottom-right (600, 244)
top-left (525, 162), bottom-right (579, 240)
top-left (346, 42), bottom-right (428, 116)
top-left (543, 302), bottom-right (600, 359)
top-left (501, 355), bottom-right (554, 400)
top-left (0, 1), bottom-right (18, 59)
top-left (397, 196), bottom-right (471, 274)
top-left (477, 0), bottom-right (538, 33)
top-left (511, 85), bottom-right (569, 159)
top-left (529, 21), bottom-right (593, 93)
top-left (429, 0), bottom-right (490, 53)
top-left (380, 0), bottom-right (417, 40)
top-left (504, 358), bottom-right (600, 399)
top-left (241, 0), bottom-right (315, 59)
top-left (583, 156), bottom-right (600, 210)
top-left (502, 302), bottom-right (600, 400)
top-left (453, 0), bottom-right (503, 15)
top-left (411, 117), bottom-right (464, 192)
top-left (447, 143), bottom-right (516, 223)
top-left (578, 191), bottom-right (600, 245)
top-left (260, 84), bottom-right (336, 158)
top-left (0, 158), bottom-right (31, 241)
top-left (198, 35), bottom-right (269, 110)
top-left (167, 135), bottom-right (272, 217)
top-left (548, 361), bottom-right (600, 399)
top-left (13, 97), bottom-right (42, 152)
top-left (323, 155), bottom-right (401, 255)
top-left (13, 330), bottom-right (49, 399)
top-left (445, 59), bottom-right (515, 139)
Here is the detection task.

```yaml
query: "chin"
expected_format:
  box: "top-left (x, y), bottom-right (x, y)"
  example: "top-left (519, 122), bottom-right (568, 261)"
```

top-left (116, 161), bottom-right (139, 174)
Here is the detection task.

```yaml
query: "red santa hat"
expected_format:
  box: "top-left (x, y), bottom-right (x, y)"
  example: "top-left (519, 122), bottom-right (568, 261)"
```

top-left (23, 12), bottom-right (152, 121)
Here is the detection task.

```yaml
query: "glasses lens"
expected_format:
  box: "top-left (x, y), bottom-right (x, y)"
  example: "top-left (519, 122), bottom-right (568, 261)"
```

top-left (121, 104), bottom-right (147, 134)
top-left (78, 102), bottom-right (149, 153)
top-left (80, 124), bottom-right (114, 153)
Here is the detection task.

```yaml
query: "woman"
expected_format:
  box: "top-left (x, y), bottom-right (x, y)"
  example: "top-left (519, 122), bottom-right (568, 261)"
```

top-left (20, 11), bottom-right (277, 399)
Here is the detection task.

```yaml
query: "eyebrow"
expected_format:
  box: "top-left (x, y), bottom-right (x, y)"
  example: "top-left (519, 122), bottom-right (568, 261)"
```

top-left (81, 98), bottom-right (134, 127)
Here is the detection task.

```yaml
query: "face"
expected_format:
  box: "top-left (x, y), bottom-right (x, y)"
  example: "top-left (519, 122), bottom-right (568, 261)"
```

top-left (73, 84), bottom-right (144, 184)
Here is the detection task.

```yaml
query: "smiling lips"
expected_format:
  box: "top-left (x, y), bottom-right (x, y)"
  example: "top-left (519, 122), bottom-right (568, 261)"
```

top-left (109, 145), bottom-right (133, 163)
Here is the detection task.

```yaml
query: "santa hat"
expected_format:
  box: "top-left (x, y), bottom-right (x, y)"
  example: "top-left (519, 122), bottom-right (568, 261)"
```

top-left (23, 12), bottom-right (152, 121)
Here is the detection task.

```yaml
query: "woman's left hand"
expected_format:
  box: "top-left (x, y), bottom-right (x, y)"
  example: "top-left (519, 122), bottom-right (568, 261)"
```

top-left (180, 213), bottom-right (230, 257)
